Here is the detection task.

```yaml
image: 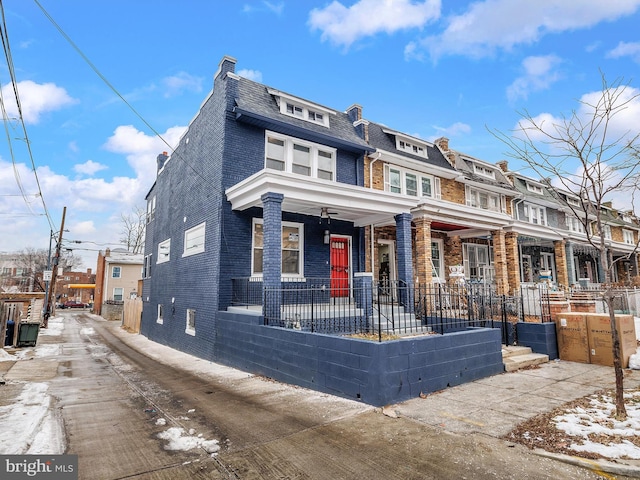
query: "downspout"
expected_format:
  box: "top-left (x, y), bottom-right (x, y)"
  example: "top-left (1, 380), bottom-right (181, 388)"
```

top-left (369, 152), bottom-right (382, 274)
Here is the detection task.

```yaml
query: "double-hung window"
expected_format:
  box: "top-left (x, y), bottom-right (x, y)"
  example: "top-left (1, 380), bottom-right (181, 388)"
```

top-left (252, 219), bottom-right (303, 277)
top-left (522, 203), bottom-right (547, 225)
top-left (183, 222), bottom-right (205, 257)
top-left (623, 229), bottom-right (635, 245)
top-left (157, 239), bottom-right (171, 264)
top-left (113, 287), bottom-right (124, 301)
top-left (265, 132), bottom-right (335, 181)
top-left (186, 309), bottom-right (196, 336)
top-left (384, 165), bottom-right (440, 198)
top-left (112, 266), bottom-right (121, 278)
top-left (466, 186), bottom-right (502, 212)
top-left (567, 216), bottom-right (585, 233)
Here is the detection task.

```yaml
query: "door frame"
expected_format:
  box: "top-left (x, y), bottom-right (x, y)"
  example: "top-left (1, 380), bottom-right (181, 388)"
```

top-left (330, 234), bottom-right (352, 298)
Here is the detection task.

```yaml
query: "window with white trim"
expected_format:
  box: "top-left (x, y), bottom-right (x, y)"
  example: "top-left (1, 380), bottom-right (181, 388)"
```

top-left (623, 229), bottom-right (635, 245)
top-left (143, 254), bottom-right (152, 278)
top-left (265, 132), bottom-right (335, 181)
top-left (602, 224), bottom-right (612, 240)
top-left (384, 165), bottom-right (441, 199)
top-left (157, 304), bottom-right (164, 324)
top-left (526, 182), bottom-right (544, 194)
top-left (567, 216), bottom-right (585, 233)
top-left (466, 186), bottom-right (502, 212)
top-left (566, 197), bottom-right (581, 208)
top-left (183, 222), bottom-right (205, 256)
top-left (157, 239), bottom-right (171, 264)
top-left (472, 164), bottom-right (496, 179)
top-left (463, 244), bottom-right (491, 281)
top-left (252, 219), bottom-right (304, 277)
top-left (281, 101), bottom-right (330, 127)
top-left (186, 308), bottom-right (196, 336)
top-left (113, 287), bottom-right (124, 301)
top-left (522, 203), bottom-right (547, 225)
top-left (112, 266), bottom-right (121, 278)
top-left (396, 138), bottom-right (427, 158)
top-left (147, 195), bottom-right (156, 224)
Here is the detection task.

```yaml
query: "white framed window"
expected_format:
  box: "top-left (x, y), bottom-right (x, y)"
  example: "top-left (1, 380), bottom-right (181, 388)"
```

top-left (157, 239), bottom-right (171, 264)
top-left (183, 222), bottom-right (205, 257)
top-left (113, 287), bottom-right (124, 301)
top-left (112, 266), bottom-right (121, 278)
top-left (396, 138), bottom-right (427, 158)
top-left (277, 96), bottom-right (330, 127)
top-left (431, 239), bottom-right (444, 281)
top-left (252, 219), bottom-right (304, 277)
top-left (147, 195), bottom-right (156, 224)
top-left (384, 165), bottom-right (441, 199)
top-left (143, 254), bottom-right (152, 278)
top-left (265, 132), bottom-right (336, 181)
top-left (602, 224), bottom-right (612, 240)
top-left (466, 186), bottom-right (503, 212)
top-left (567, 216), bottom-right (585, 233)
top-left (623, 229), bottom-right (635, 245)
top-left (526, 182), bottom-right (544, 194)
top-left (472, 164), bottom-right (496, 179)
top-left (522, 203), bottom-right (547, 225)
top-left (186, 308), bottom-right (196, 336)
top-left (157, 304), bottom-right (164, 325)
top-left (566, 197), bottom-right (581, 208)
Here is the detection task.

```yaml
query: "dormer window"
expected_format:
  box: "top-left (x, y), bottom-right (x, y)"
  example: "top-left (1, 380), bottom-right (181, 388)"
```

top-left (396, 138), bottom-right (427, 158)
top-left (269, 89), bottom-right (331, 127)
top-left (526, 182), bottom-right (543, 194)
top-left (473, 164), bottom-right (496, 179)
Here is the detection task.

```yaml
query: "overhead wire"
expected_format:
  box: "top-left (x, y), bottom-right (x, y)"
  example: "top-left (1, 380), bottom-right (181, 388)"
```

top-left (0, 0), bottom-right (55, 229)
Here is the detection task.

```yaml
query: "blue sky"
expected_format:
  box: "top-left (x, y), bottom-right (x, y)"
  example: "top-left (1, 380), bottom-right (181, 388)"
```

top-left (1, 0), bottom-right (640, 269)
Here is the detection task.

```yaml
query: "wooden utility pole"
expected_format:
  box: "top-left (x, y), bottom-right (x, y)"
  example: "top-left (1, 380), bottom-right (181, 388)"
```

top-left (43, 206), bottom-right (66, 328)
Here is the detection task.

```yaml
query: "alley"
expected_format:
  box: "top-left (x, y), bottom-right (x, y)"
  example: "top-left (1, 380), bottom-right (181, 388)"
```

top-left (1, 313), bottom-right (618, 479)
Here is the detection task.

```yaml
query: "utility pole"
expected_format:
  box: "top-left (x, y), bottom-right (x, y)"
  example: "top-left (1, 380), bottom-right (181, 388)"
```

top-left (43, 206), bottom-right (66, 328)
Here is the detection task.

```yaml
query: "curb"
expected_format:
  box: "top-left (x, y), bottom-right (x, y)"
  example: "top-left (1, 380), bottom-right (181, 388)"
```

top-left (534, 448), bottom-right (640, 478)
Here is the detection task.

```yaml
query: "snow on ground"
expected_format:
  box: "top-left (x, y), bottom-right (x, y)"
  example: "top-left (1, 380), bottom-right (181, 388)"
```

top-left (157, 427), bottom-right (220, 455)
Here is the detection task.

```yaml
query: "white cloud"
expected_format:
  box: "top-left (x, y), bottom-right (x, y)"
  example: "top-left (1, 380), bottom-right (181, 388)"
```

top-left (162, 72), bottom-right (204, 98)
top-left (409, 0), bottom-right (640, 61)
top-left (507, 54), bottom-right (563, 103)
top-left (309, 0), bottom-right (441, 49)
top-left (1, 80), bottom-right (77, 124)
top-left (73, 160), bottom-right (108, 176)
top-left (102, 125), bottom-right (187, 179)
top-left (237, 69), bottom-right (263, 82)
top-left (430, 121), bottom-right (471, 139)
top-left (607, 41), bottom-right (640, 63)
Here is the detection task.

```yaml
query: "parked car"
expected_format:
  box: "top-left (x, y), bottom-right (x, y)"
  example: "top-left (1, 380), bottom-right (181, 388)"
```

top-left (60, 300), bottom-right (86, 309)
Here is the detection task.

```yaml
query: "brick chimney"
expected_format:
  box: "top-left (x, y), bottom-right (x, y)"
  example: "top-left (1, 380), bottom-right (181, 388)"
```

top-left (346, 104), bottom-right (362, 122)
top-left (215, 55), bottom-right (237, 81)
top-left (496, 160), bottom-right (508, 172)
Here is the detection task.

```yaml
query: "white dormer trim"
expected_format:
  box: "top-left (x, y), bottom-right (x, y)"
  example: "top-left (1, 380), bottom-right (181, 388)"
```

top-left (267, 88), bottom-right (334, 128)
top-left (380, 127), bottom-right (428, 159)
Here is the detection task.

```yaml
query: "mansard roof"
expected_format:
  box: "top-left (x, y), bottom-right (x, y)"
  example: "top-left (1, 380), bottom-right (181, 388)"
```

top-left (233, 75), bottom-right (373, 154)
top-left (366, 122), bottom-right (455, 172)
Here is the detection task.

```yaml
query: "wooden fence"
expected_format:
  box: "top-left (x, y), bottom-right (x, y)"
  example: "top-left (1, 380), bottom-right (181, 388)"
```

top-left (122, 297), bottom-right (143, 333)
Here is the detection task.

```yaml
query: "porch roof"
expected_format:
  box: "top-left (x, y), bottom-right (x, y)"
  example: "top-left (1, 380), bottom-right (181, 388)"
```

top-left (225, 170), bottom-right (418, 227)
top-left (412, 200), bottom-right (513, 235)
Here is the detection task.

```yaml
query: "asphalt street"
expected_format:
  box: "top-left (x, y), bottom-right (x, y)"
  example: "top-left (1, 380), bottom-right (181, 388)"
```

top-left (0, 311), bottom-right (636, 479)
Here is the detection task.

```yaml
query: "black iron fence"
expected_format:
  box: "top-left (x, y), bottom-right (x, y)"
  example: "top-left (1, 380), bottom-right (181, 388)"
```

top-left (231, 278), bottom-right (552, 343)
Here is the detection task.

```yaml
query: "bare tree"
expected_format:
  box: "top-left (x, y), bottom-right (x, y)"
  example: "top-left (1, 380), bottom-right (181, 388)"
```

top-left (119, 206), bottom-right (146, 254)
top-left (12, 247), bottom-right (84, 293)
top-left (494, 73), bottom-right (640, 420)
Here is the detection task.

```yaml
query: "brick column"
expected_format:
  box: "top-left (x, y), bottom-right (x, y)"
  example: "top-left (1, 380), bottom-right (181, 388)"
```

top-left (395, 213), bottom-right (414, 310)
top-left (505, 232), bottom-right (520, 294)
top-left (414, 216), bottom-right (433, 286)
top-left (491, 230), bottom-right (509, 295)
top-left (565, 242), bottom-right (575, 286)
top-left (262, 192), bottom-right (283, 322)
top-left (553, 239), bottom-right (568, 290)
top-left (445, 235), bottom-right (462, 283)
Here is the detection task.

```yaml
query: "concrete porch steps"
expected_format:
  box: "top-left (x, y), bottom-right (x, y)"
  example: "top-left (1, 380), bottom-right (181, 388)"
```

top-left (502, 345), bottom-right (549, 372)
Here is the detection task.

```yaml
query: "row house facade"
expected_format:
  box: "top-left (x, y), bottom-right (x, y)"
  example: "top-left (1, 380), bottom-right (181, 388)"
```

top-left (140, 55), bottom-right (639, 364)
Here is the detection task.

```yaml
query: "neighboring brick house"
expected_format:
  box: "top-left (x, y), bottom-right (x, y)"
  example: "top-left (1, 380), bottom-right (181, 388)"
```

top-left (53, 268), bottom-right (95, 305)
top-left (94, 248), bottom-right (143, 316)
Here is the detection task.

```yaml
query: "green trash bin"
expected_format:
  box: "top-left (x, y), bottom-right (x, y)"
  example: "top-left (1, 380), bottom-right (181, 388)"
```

top-left (17, 322), bottom-right (40, 347)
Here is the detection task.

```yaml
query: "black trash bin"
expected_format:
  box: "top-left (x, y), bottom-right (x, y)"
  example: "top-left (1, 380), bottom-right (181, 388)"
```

top-left (4, 320), bottom-right (14, 346)
top-left (16, 322), bottom-right (40, 347)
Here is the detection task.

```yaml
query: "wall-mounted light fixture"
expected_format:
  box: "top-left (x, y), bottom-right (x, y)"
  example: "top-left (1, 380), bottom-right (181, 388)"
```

top-left (324, 230), bottom-right (330, 245)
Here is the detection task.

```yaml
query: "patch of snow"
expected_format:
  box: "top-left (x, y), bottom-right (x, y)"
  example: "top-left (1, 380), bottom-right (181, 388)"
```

top-left (630, 348), bottom-right (640, 370)
top-left (553, 390), bottom-right (640, 459)
top-left (156, 418), bottom-right (167, 426)
top-left (157, 427), bottom-right (220, 455)
top-left (39, 317), bottom-right (64, 336)
top-left (0, 348), bottom-right (16, 362)
top-left (80, 327), bottom-right (95, 336)
top-left (34, 344), bottom-right (62, 357)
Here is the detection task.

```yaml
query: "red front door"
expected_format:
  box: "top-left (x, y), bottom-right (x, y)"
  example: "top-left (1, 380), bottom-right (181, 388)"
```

top-left (330, 237), bottom-right (350, 297)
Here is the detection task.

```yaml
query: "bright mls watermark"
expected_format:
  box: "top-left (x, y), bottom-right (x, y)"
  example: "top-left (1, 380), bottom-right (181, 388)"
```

top-left (1, 455), bottom-right (78, 479)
